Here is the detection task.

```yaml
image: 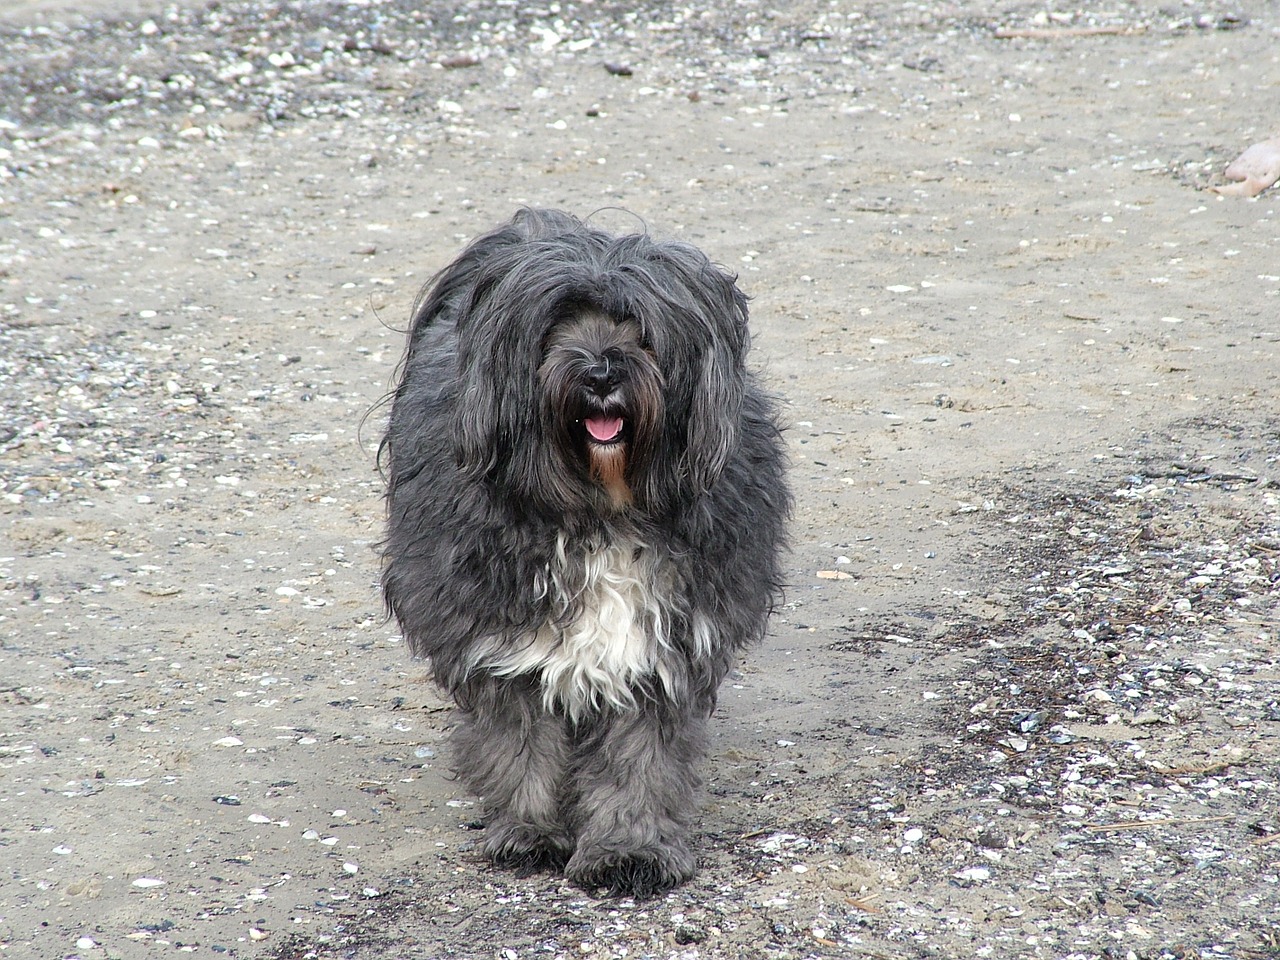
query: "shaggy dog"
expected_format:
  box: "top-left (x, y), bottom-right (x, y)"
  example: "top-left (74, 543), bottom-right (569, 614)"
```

top-left (380, 208), bottom-right (789, 897)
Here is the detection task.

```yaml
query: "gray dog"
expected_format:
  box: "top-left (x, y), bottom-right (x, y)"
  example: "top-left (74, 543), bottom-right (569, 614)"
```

top-left (380, 208), bottom-right (789, 898)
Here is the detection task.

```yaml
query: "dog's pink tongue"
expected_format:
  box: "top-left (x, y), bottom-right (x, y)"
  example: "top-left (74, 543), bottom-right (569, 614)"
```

top-left (584, 416), bottom-right (623, 443)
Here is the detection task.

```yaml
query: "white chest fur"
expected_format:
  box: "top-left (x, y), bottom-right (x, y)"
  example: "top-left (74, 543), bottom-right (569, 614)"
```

top-left (480, 538), bottom-right (676, 720)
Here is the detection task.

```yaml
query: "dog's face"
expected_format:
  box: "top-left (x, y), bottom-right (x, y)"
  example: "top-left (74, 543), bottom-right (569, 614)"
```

top-left (432, 215), bottom-right (753, 519)
top-left (538, 314), bottom-right (663, 510)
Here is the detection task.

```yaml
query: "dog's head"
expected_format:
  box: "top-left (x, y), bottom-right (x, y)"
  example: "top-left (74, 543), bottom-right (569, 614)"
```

top-left (413, 209), bottom-right (751, 516)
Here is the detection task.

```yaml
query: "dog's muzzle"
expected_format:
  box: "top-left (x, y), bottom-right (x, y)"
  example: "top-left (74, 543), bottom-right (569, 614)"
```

top-left (580, 358), bottom-right (627, 445)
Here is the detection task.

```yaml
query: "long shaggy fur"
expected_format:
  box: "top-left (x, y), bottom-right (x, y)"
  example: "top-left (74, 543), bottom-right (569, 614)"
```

top-left (380, 208), bottom-right (789, 898)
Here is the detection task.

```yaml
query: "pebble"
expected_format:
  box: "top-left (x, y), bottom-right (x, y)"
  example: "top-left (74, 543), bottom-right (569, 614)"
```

top-left (674, 925), bottom-right (706, 945)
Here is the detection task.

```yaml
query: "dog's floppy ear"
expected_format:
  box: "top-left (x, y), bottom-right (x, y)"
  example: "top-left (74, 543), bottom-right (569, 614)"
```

top-left (612, 237), bottom-right (751, 498)
top-left (684, 338), bottom-right (745, 493)
top-left (681, 274), bottom-right (749, 494)
top-left (412, 210), bottom-right (579, 482)
top-left (452, 303), bottom-right (506, 480)
top-left (633, 244), bottom-right (750, 496)
top-left (405, 240), bottom-right (511, 481)
top-left (451, 273), bottom-right (547, 482)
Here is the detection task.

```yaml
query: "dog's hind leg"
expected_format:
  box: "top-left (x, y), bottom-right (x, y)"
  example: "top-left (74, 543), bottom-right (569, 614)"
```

top-left (453, 677), bottom-right (574, 874)
top-left (564, 701), bottom-right (706, 898)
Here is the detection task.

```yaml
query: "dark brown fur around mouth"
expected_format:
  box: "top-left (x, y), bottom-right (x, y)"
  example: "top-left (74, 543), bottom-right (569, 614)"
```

top-left (587, 440), bottom-right (632, 508)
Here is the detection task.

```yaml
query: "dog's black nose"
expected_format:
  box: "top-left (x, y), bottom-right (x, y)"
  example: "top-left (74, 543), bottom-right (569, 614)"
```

top-left (585, 359), bottom-right (620, 397)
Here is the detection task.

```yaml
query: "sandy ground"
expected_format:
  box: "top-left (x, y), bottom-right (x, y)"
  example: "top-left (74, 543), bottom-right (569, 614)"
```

top-left (2, 1), bottom-right (1278, 958)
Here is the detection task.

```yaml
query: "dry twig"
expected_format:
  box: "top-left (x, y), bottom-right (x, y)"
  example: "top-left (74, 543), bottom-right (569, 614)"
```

top-left (1084, 815), bottom-right (1232, 834)
top-left (994, 25), bottom-right (1144, 39)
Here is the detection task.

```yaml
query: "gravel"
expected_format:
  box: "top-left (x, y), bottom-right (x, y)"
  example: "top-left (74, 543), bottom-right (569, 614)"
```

top-left (2, 0), bottom-right (1279, 958)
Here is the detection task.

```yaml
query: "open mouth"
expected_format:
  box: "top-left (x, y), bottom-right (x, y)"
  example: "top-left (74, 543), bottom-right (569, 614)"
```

top-left (583, 415), bottom-right (625, 445)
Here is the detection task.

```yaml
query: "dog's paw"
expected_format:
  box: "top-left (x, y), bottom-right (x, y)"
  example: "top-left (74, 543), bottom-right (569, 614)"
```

top-left (483, 823), bottom-right (572, 878)
top-left (565, 845), bottom-right (695, 899)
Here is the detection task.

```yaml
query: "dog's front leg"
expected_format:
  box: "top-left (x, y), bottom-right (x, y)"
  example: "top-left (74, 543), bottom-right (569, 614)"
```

top-left (565, 700), bottom-right (705, 898)
top-left (453, 677), bottom-right (574, 874)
